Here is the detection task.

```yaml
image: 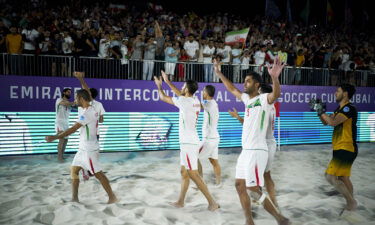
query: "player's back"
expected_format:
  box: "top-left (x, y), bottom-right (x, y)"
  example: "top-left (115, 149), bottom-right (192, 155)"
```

top-left (174, 96), bottom-right (201, 144)
top-left (202, 99), bottom-right (220, 140)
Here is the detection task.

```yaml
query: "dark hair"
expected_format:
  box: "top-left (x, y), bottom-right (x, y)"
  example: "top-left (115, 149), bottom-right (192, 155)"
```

top-left (243, 71), bottom-right (263, 84)
top-left (90, 88), bottom-right (98, 99)
top-left (260, 83), bottom-right (272, 93)
top-left (62, 88), bottom-right (71, 93)
top-left (186, 80), bottom-right (198, 94)
top-left (339, 83), bottom-right (356, 99)
top-left (76, 89), bottom-right (91, 102)
top-left (204, 85), bottom-right (215, 97)
top-left (62, 88), bottom-right (71, 98)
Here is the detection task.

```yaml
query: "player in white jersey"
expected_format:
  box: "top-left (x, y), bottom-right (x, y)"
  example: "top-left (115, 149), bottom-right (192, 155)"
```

top-left (154, 71), bottom-right (219, 211)
top-left (74, 72), bottom-right (105, 137)
top-left (229, 83), bottom-right (279, 208)
top-left (55, 88), bottom-right (75, 162)
top-left (214, 57), bottom-right (289, 225)
top-left (197, 85), bottom-right (221, 186)
top-left (46, 89), bottom-right (117, 204)
top-left (74, 72), bottom-right (106, 180)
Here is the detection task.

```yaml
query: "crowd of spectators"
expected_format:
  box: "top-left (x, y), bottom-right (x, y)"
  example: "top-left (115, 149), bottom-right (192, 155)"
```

top-left (0, 1), bottom-right (374, 84)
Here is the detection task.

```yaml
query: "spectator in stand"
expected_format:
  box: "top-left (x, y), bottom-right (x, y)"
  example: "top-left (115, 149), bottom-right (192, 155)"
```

top-left (38, 31), bottom-right (54, 55)
top-left (0, 21), bottom-right (9, 53)
top-left (110, 32), bottom-right (123, 60)
top-left (203, 40), bottom-right (215, 82)
top-left (6, 26), bottom-right (23, 54)
top-left (164, 41), bottom-right (179, 81)
top-left (183, 34), bottom-right (199, 79)
top-left (86, 29), bottom-right (99, 57)
top-left (231, 42), bottom-right (242, 83)
top-left (253, 44), bottom-right (266, 74)
top-left (6, 26), bottom-right (23, 75)
top-left (73, 30), bottom-right (89, 57)
top-left (263, 34), bottom-right (274, 45)
top-left (154, 21), bottom-right (165, 61)
top-left (143, 37), bottom-right (156, 80)
top-left (177, 48), bottom-right (189, 82)
top-left (22, 23), bottom-right (39, 54)
top-left (130, 34), bottom-right (144, 79)
top-left (294, 49), bottom-right (305, 85)
top-left (240, 49), bottom-right (251, 81)
top-left (98, 32), bottom-right (111, 58)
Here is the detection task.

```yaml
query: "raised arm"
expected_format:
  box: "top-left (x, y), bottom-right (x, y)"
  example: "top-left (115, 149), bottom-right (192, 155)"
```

top-left (228, 108), bottom-right (244, 124)
top-left (73, 71), bottom-right (93, 101)
top-left (155, 21), bottom-right (163, 38)
top-left (154, 76), bottom-right (174, 105)
top-left (161, 70), bottom-right (182, 96)
top-left (213, 59), bottom-right (242, 100)
top-left (266, 57), bottom-right (284, 104)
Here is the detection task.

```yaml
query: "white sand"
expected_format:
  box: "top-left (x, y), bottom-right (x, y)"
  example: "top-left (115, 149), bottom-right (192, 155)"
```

top-left (0, 143), bottom-right (374, 225)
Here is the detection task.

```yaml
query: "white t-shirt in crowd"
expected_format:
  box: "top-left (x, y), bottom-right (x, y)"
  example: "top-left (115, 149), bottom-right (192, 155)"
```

top-left (202, 99), bottom-right (220, 140)
top-left (183, 41), bottom-right (199, 61)
top-left (231, 48), bottom-right (242, 64)
top-left (62, 36), bottom-right (74, 54)
top-left (172, 96), bottom-right (201, 144)
top-left (254, 51), bottom-right (266, 65)
top-left (98, 39), bottom-right (111, 58)
top-left (22, 29), bottom-right (39, 50)
top-left (203, 46), bottom-right (215, 63)
top-left (241, 56), bottom-right (251, 70)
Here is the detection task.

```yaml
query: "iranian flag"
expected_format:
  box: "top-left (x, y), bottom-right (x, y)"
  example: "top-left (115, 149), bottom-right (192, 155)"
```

top-left (225, 28), bottom-right (249, 45)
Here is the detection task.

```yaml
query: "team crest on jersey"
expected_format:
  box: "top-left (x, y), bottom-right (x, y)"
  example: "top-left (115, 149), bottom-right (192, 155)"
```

top-left (79, 115), bottom-right (85, 120)
top-left (247, 99), bottom-right (261, 109)
top-left (343, 106), bottom-right (350, 112)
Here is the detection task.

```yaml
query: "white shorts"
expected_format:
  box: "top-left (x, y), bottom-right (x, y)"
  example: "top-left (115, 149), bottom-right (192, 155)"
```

top-left (265, 139), bottom-right (277, 172)
top-left (180, 143), bottom-right (200, 170)
top-left (198, 138), bottom-right (219, 160)
top-left (72, 150), bottom-right (102, 175)
top-left (55, 122), bottom-right (69, 139)
top-left (235, 150), bottom-right (268, 187)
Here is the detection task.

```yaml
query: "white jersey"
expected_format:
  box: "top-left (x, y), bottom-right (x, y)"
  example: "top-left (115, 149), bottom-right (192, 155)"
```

top-left (78, 100), bottom-right (105, 135)
top-left (77, 106), bottom-right (100, 151)
top-left (266, 104), bottom-right (276, 141)
top-left (55, 98), bottom-right (71, 128)
top-left (202, 99), bottom-right (220, 140)
top-left (241, 93), bottom-right (273, 151)
top-left (172, 96), bottom-right (201, 144)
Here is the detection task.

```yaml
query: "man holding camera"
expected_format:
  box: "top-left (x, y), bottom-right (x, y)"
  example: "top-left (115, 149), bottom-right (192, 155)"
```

top-left (312, 83), bottom-right (358, 213)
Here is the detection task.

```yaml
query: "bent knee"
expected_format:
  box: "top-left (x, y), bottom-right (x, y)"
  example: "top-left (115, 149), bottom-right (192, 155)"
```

top-left (70, 167), bottom-right (81, 179)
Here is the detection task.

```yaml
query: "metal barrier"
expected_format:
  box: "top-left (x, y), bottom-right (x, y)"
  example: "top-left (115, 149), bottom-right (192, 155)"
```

top-left (1, 53), bottom-right (374, 86)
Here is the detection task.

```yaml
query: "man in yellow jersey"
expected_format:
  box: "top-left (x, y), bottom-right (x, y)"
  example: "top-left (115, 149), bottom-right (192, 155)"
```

top-left (314, 83), bottom-right (358, 212)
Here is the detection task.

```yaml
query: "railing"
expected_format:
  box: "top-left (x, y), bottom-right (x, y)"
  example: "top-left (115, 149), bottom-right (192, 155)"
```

top-left (1, 53), bottom-right (374, 86)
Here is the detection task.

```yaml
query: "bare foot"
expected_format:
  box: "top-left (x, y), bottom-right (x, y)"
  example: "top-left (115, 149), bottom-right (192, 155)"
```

top-left (208, 203), bottom-right (220, 211)
top-left (278, 218), bottom-right (291, 225)
top-left (169, 201), bottom-right (184, 208)
top-left (346, 199), bottom-right (358, 211)
top-left (107, 196), bottom-right (118, 204)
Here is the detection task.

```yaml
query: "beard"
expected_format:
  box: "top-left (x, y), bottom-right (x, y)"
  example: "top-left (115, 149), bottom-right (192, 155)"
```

top-left (335, 95), bottom-right (342, 103)
top-left (64, 94), bottom-right (71, 99)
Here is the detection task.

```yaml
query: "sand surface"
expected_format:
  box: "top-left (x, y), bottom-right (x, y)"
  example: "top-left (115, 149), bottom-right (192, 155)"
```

top-left (0, 143), bottom-right (374, 225)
